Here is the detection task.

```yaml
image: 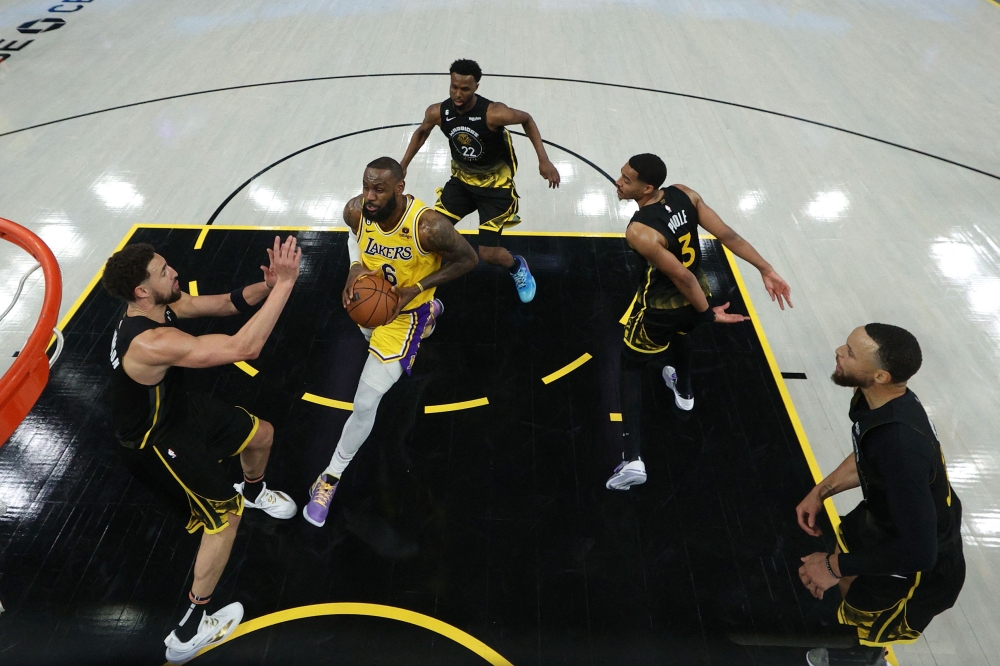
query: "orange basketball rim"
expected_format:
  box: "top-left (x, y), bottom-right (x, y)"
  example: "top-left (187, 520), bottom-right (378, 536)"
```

top-left (0, 217), bottom-right (63, 447)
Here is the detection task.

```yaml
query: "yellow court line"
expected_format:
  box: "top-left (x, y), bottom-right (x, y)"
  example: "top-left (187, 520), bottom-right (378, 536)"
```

top-left (609, 412), bottom-right (622, 422)
top-left (134, 223), bottom-right (347, 232)
top-left (181, 602), bottom-right (514, 665)
top-left (193, 227), bottom-right (210, 249)
top-left (234, 361), bottom-right (258, 377)
top-left (541, 353), bottom-right (592, 384)
top-left (990, 0), bottom-right (1000, 9)
top-left (187, 281), bottom-right (199, 296)
top-left (424, 397), bottom-right (489, 414)
top-left (302, 392), bottom-right (353, 411)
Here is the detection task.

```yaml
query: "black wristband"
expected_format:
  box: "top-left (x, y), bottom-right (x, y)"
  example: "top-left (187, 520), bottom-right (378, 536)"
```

top-left (825, 554), bottom-right (842, 579)
top-left (230, 286), bottom-right (252, 313)
top-left (698, 307), bottom-right (716, 323)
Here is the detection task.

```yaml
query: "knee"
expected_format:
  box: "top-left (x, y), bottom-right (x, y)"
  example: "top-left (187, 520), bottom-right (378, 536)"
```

top-left (250, 420), bottom-right (274, 451)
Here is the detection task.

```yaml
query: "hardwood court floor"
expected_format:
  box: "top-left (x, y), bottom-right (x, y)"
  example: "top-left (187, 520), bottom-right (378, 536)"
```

top-left (0, 227), bottom-right (851, 665)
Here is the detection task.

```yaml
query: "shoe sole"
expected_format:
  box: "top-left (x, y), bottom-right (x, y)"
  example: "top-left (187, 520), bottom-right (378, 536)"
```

top-left (302, 503), bottom-right (326, 527)
top-left (606, 472), bottom-right (648, 490)
top-left (661, 367), bottom-right (694, 411)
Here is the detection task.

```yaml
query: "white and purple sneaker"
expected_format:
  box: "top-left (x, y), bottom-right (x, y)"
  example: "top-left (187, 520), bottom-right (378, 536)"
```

top-left (302, 474), bottom-right (338, 527)
top-left (605, 459), bottom-right (647, 490)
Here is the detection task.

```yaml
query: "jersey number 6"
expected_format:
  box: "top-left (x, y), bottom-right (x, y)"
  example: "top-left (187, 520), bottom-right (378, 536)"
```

top-left (381, 264), bottom-right (398, 286)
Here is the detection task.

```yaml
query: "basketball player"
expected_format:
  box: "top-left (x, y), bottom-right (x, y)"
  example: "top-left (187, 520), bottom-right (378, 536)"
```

top-left (797, 325), bottom-right (964, 666)
top-left (101, 236), bottom-right (301, 664)
top-left (399, 58), bottom-right (561, 303)
top-left (302, 157), bottom-right (477, 527)
top-left (606, 153), bottom-right (792, 490)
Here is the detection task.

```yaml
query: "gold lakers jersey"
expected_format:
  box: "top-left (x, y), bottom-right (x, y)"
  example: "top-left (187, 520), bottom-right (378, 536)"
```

top-left (359, 196), bottom-right (441, 310)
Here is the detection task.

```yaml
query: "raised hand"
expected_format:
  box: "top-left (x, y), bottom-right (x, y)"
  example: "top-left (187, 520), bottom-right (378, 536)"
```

top-left (762, 269), bottom-right (793, 310)
top-left (711, 302), bottom-right (750, 324)
top-left (260, 247), bottom-right (278, 288)
top-left (539, 159), bottom-right (561, 188)
top-left (272, 235), bottom-right (302, 284)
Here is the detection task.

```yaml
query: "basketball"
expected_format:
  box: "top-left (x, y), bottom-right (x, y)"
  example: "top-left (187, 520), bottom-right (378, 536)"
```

top-left (346, 274), bottom-right (398, 327)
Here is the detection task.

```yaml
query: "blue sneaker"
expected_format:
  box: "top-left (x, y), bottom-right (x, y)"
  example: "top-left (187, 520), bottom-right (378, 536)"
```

top-left (511, 255), bottom-right (536, 303)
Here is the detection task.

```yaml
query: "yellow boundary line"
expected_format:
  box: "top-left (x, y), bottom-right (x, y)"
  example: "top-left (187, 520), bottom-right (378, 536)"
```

top-left (609, 412), bottom-right (622, 422)
top-left (193, 227), bottom-right (210, 249)
top-left (424, 397), bottom-right (489, 414)
top-left (302, 392), bottom-right (353, 411)
top-left (179, 602), bottom-right (514, 665)
top-left (541, 353), bottom-right (592, 384)
top-left (989, 0), bottom-right (1000, 9)
top-left (723, 249), bottom-right (898, 666)
top-left (187, 281), bottom-right (199, 296)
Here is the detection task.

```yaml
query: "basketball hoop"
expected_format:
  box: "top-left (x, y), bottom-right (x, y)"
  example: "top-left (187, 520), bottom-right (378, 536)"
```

top-left (0, 217), bottom-right (63, 447)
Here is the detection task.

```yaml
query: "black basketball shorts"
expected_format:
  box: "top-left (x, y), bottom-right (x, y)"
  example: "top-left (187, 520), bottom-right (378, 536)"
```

top-left (123, 393), bottom-right (260, 534)
top-left (434, 177), bottom-right (520, 247)
top-left (837, 504), bottom-right (966, 645)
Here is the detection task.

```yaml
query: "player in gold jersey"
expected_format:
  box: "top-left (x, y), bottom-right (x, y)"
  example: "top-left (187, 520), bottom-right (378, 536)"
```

top-left (303, 157), bottom-right (477, 527)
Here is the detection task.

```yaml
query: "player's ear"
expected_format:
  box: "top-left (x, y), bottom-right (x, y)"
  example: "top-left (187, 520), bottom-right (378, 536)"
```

top-left (642, 183), bottom-right (654, 196)
top-left (396, 178), bottom-right (405, 195)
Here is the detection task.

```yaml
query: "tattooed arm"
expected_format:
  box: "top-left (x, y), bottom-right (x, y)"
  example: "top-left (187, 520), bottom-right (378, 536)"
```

top-left (387, 210), bottom-right (478, 318)
top-left (796, 454), bottom-right (861, 537)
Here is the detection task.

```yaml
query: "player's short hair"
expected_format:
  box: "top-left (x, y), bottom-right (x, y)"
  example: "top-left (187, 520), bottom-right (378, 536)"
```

top-left (450, 59), bottom-right (482, 83)
top-left (865, 323), bottom-right (922, 383)
top-left (102, 243), bottom-right (156, 303)
top-left (366, 156), bottom-right (404, 182)
top-left (628, 153), bottom-right (667, 189)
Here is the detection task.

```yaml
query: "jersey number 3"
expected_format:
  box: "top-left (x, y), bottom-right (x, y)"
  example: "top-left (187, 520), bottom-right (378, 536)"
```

top-left (677, 233), bottom-right (696, 267)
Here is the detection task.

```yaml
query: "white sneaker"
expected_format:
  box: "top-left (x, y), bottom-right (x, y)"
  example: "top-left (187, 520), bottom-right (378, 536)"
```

top-left (164, 601), bottom-right (244, 664)
top-left (662, 365), bottom-right (694, 411)
top-left (234, 481), bottom-right (297, 519)
top-left (605, 460), bottom-right (647, 490)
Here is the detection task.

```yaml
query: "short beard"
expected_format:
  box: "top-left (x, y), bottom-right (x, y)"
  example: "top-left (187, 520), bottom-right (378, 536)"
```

top-left (154, 287), bottom-right (182, 305)
top-left (367, 195), bottom-right (398, 222)
top-left (830, 369), bottom-right (873, 388)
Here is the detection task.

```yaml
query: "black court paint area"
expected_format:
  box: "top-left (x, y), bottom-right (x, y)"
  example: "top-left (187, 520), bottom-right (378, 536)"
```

top-left (0, 228), bottom-right (847, 665)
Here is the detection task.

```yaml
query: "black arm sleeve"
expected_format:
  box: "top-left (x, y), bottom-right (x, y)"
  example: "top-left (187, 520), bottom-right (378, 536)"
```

top-left (838, 424), bottom-right (939, 577)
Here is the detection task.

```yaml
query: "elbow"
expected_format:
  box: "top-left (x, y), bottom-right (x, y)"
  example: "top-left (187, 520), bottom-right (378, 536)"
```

top-left (234, 336), bottom-right (261, 361)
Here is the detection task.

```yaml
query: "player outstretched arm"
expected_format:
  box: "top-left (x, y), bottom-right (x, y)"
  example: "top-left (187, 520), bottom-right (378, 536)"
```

top-left (389, 210), bottom-right (479, 316)
top-left (674, 184), bottom-right (793, 310)
top-left (399, 104), bottom-right (443, 177)
top-left (485, 102), bottom-right (560, 188)
top-left (172, 247), bottom-right (280, 319)
top-left (127, 236), bottom-right (302, 372)
top-left (625, 223), bottom-right (747, 324)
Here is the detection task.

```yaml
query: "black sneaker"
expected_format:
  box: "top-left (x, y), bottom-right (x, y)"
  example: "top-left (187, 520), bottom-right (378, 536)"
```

top-left (806, 646), bottom-right (887, 666)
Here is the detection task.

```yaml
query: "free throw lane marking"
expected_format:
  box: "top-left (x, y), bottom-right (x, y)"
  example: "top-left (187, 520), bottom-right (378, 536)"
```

top-left (302, 393), bottom-right (353, 411)
top-left (180, 602), bottom-right (514, 666)
top-left (234, 361), bottom-right (258, 377)
top-left (609, 413), bottom-right (622, 422)
top-left (424, 397), bottom-right (489, 414)
top-left (541, 353), bottom-right (592, 384)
